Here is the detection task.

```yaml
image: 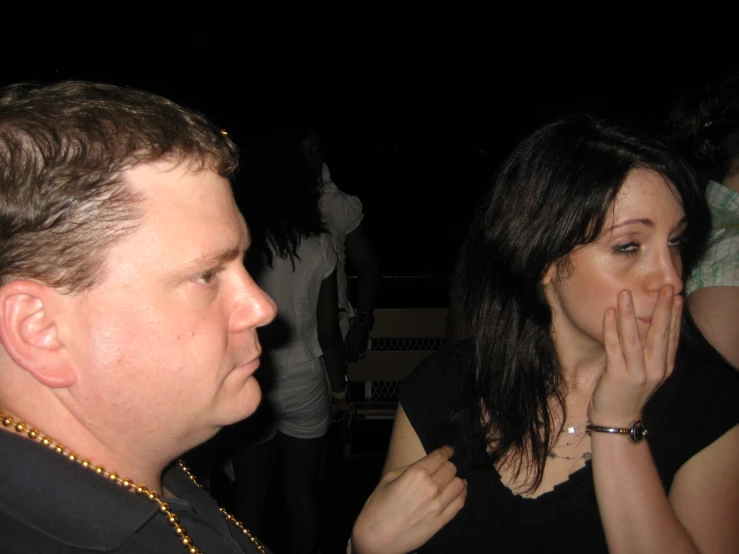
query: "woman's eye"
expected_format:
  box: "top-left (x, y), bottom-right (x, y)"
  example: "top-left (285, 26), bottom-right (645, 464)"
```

top-left (614, 242), bottom-right (639, 255)
top-left (668, 235), bottom-right (685, 249)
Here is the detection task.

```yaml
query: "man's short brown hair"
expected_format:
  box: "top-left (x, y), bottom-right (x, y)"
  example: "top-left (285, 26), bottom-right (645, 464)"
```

top-left (0, 80), bottom-right (239, 292)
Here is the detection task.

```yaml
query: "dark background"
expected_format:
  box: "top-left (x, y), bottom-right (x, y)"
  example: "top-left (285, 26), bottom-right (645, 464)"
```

top-left (3, 22), bottom-right (738, 288)
top-left (3, 23), bottom-right (738, 552)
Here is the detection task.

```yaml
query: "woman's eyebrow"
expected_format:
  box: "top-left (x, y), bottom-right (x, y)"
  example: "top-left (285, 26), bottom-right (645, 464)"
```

top-left (605, 218), bottom-right (653, 232)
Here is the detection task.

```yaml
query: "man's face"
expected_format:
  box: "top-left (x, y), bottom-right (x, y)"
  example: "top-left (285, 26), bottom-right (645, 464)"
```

top-left (63, 161), bottom-right (276, 452)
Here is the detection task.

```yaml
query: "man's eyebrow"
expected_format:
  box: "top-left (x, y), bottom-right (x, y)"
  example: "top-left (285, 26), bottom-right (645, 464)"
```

top-left (179, 244), bottom-right (245, 275)
top-left (174, 222), bottom-right (250, 275)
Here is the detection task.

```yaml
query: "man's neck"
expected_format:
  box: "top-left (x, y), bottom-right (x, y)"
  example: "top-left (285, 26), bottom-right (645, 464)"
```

top-left (0, 405), bottom-right (171, 494)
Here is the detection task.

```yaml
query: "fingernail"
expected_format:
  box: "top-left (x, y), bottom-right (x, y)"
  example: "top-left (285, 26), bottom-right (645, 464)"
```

top-left (621, 291), bottom-right (632, 305)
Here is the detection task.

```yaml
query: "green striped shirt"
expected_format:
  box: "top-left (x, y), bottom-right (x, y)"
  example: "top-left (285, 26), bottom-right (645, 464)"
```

top-left (687, 181), bottom-right (739, 294)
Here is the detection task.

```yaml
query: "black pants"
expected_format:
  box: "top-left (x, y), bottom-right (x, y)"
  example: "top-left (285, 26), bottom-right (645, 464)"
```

top-left (232, 431), bottom-right (326, 554)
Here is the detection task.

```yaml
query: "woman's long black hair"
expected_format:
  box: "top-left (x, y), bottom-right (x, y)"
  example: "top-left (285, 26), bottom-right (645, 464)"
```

top-left (452, 114), bottom-right (711, 492)
top-left (238, 138), bottom-right (326, 270)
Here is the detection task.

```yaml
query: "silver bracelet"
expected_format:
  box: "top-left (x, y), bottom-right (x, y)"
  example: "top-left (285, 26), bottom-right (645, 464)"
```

top-left (585, 419), bottom-right (648, 443)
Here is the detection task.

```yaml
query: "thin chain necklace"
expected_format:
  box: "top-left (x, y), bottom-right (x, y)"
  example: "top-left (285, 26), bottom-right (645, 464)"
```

top-left (561, 424), bottom-right (586, 435)
top-left (547, 449), bottom-right (592, 461)
top-left (555, 426), bottom-right (588, 448)
top-left (0, 409), bottom-right (265, 554)
top-left (554, 437), bottom-right (586, 449)
top-left (549, 420), bottom-right (591, 461)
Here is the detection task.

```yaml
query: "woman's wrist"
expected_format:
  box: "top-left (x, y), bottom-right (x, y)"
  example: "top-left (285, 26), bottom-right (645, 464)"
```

top-left (586, 412), bottom-right (643, 429)
top-left (587, 418), bottom-right (648, 444)
top-left (356, 310), bottom-right (375, 328)
top-left (332, 386), bottom-right (348, 400)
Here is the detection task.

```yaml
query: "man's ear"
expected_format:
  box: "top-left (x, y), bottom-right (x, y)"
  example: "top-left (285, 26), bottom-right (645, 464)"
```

top-left (0, 280), bottom-right (76, 388)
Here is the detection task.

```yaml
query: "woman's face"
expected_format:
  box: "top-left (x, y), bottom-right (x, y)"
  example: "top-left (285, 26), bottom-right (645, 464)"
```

top-left (544, 168), bottom-right (686, 352)
top-left (299, 131), bottom-right (324, 173)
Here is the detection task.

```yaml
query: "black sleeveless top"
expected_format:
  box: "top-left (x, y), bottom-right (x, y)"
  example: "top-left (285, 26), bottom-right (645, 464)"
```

top-left (400, 337), bottom-right (739, 553)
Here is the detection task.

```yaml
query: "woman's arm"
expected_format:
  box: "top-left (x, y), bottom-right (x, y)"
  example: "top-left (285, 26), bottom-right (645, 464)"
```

top-left (317, 270), bottom-right (346, 397)
top-left (352, 405), bottom-right (466, 554)
top-left (590, 286), bottom-right (739, 553)
top-left (344, 222), bottom-right (380, 361)
top-left (592, 425), bottom-right (739, 554)
top-left (670, 425), bottom-right (739, 553)
top-left (383, 404), bottom-right (428, 473)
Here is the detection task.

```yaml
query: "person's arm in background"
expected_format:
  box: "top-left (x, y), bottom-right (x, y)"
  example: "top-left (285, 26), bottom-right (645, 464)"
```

top-left (687, 288), bottom-right (739, 369)
top-left (317, 270), bottom-right (351, 413)
top-left (686, 175), bottom-right (739, 371)
top-left (344, 221), bottom-right (380, 361)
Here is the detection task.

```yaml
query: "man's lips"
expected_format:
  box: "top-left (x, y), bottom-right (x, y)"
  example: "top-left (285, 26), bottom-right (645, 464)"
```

top-left (235, 357), bottom-right (261, 374)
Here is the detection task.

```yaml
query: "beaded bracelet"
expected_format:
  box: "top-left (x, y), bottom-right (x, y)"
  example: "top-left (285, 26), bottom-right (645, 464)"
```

top-left (331, 387), bottom-right (348, 400)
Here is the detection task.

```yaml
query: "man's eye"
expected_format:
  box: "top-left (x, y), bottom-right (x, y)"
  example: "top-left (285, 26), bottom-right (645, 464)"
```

top-left (197, 270), bottom-right (218, 284)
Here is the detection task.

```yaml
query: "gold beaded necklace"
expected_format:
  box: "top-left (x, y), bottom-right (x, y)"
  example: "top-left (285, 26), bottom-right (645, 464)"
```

top-left (0, 410), bottom-right (265, 554)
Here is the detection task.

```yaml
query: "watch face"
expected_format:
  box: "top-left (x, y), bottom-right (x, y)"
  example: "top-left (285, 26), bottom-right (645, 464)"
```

top-left (629, 421), bottom-right (647, 443)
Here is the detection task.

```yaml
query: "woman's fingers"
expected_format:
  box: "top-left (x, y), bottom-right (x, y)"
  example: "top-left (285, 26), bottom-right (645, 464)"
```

top-left (352, 446), bottom-right (467, 554)
top-left (616, 290), bottom-right (645, 377)
top-left (603, 307), bottom-right (624, 371)
top-left (436, 475), bottom-right (468, 522)
top-left (644, 285), bottom-right (673, 380)
top-left (414, 445), bottom-right (455, 473)
top-left (664, 293), bottom-right (683, 379)
top-left (429, 458), bottom-right (458, 488)
top-left (593, 286), bottom-right (681, 425)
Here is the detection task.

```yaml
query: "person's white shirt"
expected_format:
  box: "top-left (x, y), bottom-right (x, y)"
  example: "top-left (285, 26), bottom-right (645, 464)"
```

top-left (317, 163), bottom-right (363, 328)
top-left (257, 233), bottom-right (337, 367)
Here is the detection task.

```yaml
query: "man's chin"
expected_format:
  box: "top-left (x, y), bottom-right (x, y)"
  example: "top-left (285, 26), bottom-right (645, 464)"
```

top-left (223, 379), bottom-right (263, 426)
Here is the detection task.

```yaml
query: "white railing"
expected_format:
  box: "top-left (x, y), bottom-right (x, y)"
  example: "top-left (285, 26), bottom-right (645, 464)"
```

top-left (347, 307), bottom-right (448, 419)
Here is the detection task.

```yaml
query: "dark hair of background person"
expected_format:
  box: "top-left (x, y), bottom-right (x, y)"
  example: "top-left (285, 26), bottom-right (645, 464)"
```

top-left (238, 139), bottom-right (326, 270)
top-left (666, 68), bottom-right (739, 186)
top-left (450, 113), bottom-right (711, 493)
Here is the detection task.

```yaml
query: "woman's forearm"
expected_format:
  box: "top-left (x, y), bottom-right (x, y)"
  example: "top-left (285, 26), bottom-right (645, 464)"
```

top-left (592, 434), bottom-right (699, 554)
